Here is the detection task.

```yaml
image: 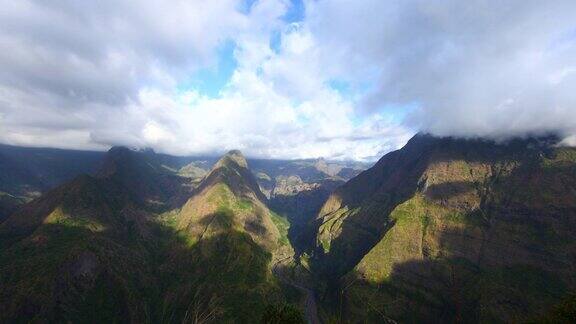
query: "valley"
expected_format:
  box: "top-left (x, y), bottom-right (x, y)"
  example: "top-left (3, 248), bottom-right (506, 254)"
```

top-left (0, 135), bottom-right (575, 323)
top-left (2, 1), bottom-right (574, 323)
top-left (0, 144), bottom-right (365, 323)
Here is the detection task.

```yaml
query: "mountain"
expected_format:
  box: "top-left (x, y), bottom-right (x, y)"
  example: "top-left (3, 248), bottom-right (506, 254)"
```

top-left (249, 157), bottom-right (367, 198)
top-left (0, 192), bottom-right (25, 223)
top-left (248, 158), bottom-right (368, 255)
top-left (0, 145), bottom-right (104, 200)
top-left (0, 144), bottom-right (367, 228)
top-left (97, 146), bottom-right (192, 210)
top-left (4, 136), bottom-right (574, 322)
top-left (309, 134), bottom-right (576, 322)
top-left (162, 150), bottom-right (296, 322)
top-left (0, 146), bottom-right (185, 322)
top-left (0, 180), bottom-right (156, 322)
top-left (0, 147), bottom-right (299, 323)
top-left (0, 145), bottom-right (104, 222)
top-left (177, 150), bottom-right (282, 249)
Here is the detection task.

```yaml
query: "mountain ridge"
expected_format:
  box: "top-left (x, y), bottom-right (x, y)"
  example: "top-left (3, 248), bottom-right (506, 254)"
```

top-left (0, 148), bottom-right (299, 322)
top-left (307, 133), bottom-right (576, 322)
top-left (177, 150), bottom-right (282, 250)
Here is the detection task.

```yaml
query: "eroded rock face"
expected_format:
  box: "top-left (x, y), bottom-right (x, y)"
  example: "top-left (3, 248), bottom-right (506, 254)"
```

top-left (311, 134), bottom-right (576, 322)
top-left (272, 175), bottom-right (321, 196)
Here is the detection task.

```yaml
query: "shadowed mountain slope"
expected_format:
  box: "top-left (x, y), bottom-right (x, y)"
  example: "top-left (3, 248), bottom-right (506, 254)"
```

top-left (0, 173), bottom-right (157, 322)
top-left (96, 146), bottom-right (192, 210)
top-left (0, 144), bottom-right (104, 199)
top-left (0, 146), bottom-right (181, 322)
top-left (0, 144), bottom-right (367, 229)
top-left (0, 147), bottom-right (300, 323)
top-left (310, 134), bottom-right (576, 322)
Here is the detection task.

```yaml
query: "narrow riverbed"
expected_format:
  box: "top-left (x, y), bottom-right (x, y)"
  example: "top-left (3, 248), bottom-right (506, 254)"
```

top-left (272, 260), bottom-right (320, 324)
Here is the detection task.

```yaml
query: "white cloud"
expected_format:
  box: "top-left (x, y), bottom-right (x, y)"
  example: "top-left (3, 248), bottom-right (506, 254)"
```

top-left (304, 0), bottom-right (576, 141)
top-left (0, 0), bottom-right (412, 160)
top-left (21, 0), bottom-right (576, 160)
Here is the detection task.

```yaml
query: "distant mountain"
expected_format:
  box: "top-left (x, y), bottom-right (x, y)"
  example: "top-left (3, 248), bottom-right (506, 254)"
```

top-left (0, 144), bottom-right (368, 226)
top-left (0, 148), bottom-right (301, 322)
top-left (0, 145), bottom-right (105, 199)
top-left (96, 146), bottom-right (193, 210)
top-left (308, 134), bottom-right (576, 322)
top-left (0, 145), bottom-right (104, 220)
top-left (0, 192), bottom-right (24, 223)
top-left (249, 157), bottom-right (367, 198)
top-left (249, 158), bottom-right (368, 254)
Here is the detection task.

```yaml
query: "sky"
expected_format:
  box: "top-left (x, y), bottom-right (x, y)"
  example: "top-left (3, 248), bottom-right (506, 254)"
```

top-left (0, 0), bottom-right (575, 161)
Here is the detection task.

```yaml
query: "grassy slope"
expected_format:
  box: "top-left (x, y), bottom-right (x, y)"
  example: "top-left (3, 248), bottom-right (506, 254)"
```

top-left (342, 147), bottom-right (576, 323)
top-left (158, 180), bottom-right (295, 322)
top-left (0, 179), bottom-right (297, 323)
top-left (0, 209), bottom-right (157, 323)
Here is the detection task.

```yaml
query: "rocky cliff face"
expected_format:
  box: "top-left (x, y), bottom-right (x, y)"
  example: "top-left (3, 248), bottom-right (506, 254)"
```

top-left (310, 134), bottom-right (576, 322)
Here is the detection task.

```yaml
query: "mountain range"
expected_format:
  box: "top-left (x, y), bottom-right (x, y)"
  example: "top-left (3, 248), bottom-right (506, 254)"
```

top-left (1, 135), bottom-right (575, 323)
top-left (307, 134), bottom-right (576, 323)
top-left (0, 144), bottom-right (366, 223)
top-left (0, 145), bottom-right (364, 323)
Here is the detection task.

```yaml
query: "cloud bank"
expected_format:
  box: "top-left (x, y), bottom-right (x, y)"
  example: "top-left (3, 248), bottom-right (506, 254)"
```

top-left (0, 0), bottom-right (574, 160)
top-left (305, 0), bottom-right (576, 140)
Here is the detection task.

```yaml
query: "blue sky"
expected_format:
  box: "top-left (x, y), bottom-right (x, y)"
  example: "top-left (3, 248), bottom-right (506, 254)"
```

top-left (186, 0), bottom-right (306, 98)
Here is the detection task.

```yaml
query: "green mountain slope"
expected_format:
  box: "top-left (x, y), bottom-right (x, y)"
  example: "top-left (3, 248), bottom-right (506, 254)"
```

top-left (0, 174), bottom-right (158, 322)
top-left (310, 134), bottom-right (576, 322)
top-left (177, 150), bottom-right (281, 249)
top-left (0, 148), bottom-right (301, 323)
top-left (0, 144), bottom-right (367, 230)
top-left (160, 150), bottom-right (297, 322)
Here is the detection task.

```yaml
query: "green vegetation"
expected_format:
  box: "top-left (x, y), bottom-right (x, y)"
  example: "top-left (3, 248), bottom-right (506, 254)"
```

top-left (0, 223), bottom-right (156, 323)
top-left (261, 303), bottom-right (305, 324)
top-left (237, 198), bottom-right (253, 211)
top-left (337, 141), bottom-right (576, 323)
top-left (477, 265), bottom-right (567, 322)
top-left (161, 230), bottom-right (283, 323)
top-left (542, 147), bottom-right (576, 169)
top-left (269, 211), bottom-right (290, 246)
top-left (317, 207), bottom-right (352, 253)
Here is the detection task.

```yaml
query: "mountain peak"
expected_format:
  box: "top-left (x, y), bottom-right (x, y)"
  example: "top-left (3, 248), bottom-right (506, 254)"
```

top-left (177, 149), bottom-right (281, 250)
top-left (215, 149), bottom-right (248, 169)
top-left (226, 149), bottom-right (243, 156)
top-left (96, 145), bottom-right (186, 210)
top-left (201, 150), bottom-right (263, 203)
top-left (97, 146), bottom-right (137, 178)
